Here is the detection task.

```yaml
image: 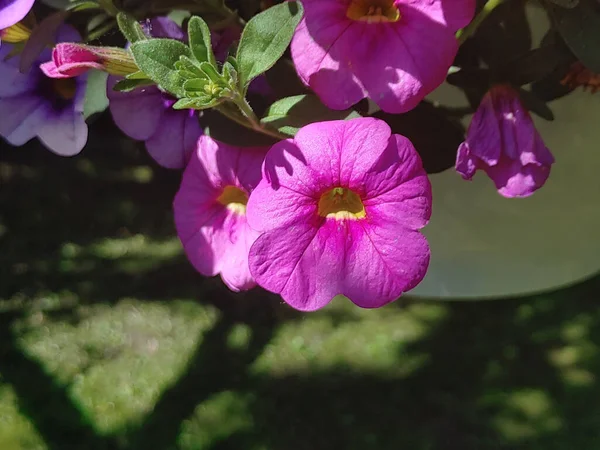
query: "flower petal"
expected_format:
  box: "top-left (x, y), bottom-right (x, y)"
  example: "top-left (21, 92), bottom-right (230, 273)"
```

top-left (0, 94), bottom-right (47, 145)
top-left (342, 220), bottom-right (431, 308)
top-left (350, 5), bottom-right (459, 113)
top-left (0, 43), bottom-right (36, 97)
top-left (291, 3), bottom-right (366, 109)
top-left (145, 108), bottom-right (201, 169)
top-left (36, 106), bottom-right (88, 156)
top-left (249, 218), bottom-right (342, 311)
top-left (0, 0), bottom-right (35, 30)
top-left (218, 217), bottom-right (258, 292)
top-left (485, 155), bottom-right (552, 198)
top-left (107, 76), bottom-right (164, 141)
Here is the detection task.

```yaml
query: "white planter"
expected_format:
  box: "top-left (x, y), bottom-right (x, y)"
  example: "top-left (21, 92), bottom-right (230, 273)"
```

top-left (410, 6), bottom-right (600, 299)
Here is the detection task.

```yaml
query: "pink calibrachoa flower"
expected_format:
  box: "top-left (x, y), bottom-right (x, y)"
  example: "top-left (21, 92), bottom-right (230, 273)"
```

top-left (247, 117), bottom-right (432, 311)
top-left (456, 85), bottom-right (555, 198)
top-left (291, 0), bottom-right (475, 114)
top-left (174, 135), bottom-right (268, 292)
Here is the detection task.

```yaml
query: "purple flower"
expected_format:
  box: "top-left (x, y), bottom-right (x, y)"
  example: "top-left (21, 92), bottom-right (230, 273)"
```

top-left (107, 76), bottom-right (202, 169)
top-left (0, 0), bottom-right (34, 31)
top-left (456, 85), bottom-right (555, 198)
top-left (173, 135), bottom-right (268, 292)
top-left (246, 118), bottom-right (432, 311)
top-left (0, 25), bottom-right (88, 156)
top-left (290, 0), bottom-right (475, 113)
top-left (107, 17), bottom-right (202, 169)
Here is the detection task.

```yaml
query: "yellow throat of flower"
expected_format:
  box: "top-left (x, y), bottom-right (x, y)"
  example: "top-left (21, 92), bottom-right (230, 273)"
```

top-left (217, 185), bottom-right (248, 215)
top-left (1, 22), bottom-right (31, 43)
top-left (318, 187), bottom-right (366, 220)
top-left (346, 0), bottom-right (400, 23)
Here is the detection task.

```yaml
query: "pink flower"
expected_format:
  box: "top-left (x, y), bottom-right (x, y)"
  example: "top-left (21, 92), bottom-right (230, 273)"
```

top-left (246, 118), bottom-right (432, 311)
top-left (173, 135), bottom-right (268, 292)
top-left (40, 43), bottom-right (138, 79)
top-left (456, 85), bottom-right (555, 198)
top-left (290, 0), bottom-right (475, 114)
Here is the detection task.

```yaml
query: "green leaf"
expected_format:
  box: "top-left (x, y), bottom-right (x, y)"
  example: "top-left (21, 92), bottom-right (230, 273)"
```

top-left (187, 16), bottom-right (217, 67)
top-left (199, 62), bottom-right (222, 83)
top-left (236, 1), bottom-right (304, 88)
top-left (67, 1), bottom-right (101, 12)
top-left (173, 97), bottom-right (222, 110)
top-left (260, 94), bottom-right (360, 136)
top-left (113, 77), bottom-right (154, 93)
top-left (130, 39), bottom-right (191, 97)
top-left (547, 0), bottom-right (600, 72)
top-left (116, 12), bottom-right (148, 43)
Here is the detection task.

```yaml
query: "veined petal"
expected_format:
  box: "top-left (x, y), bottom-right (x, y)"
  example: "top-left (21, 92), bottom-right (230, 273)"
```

top-left (342, 220), bottom-right (431, 308)
top-left (249, 218), bottom-right (341, 311)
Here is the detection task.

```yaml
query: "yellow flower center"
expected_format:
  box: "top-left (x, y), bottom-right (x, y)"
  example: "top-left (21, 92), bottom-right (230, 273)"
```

top-left (52, 78), bottom-right (77, 100)
top-left (217, 185), bottom-right (248, 215)
top-left (318, 187), bottom-right (366, 220)
top-left (346, 0), bottom-right (400, 23)
top-left (1, 22), bottom-right (31, 43)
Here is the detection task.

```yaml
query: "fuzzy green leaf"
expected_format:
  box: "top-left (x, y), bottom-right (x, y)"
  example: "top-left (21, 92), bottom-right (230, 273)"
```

top-left (236, 1), bottom-right (304, 88)
top-left (130, 39), bottom-right (191, 97)
top-left (188, 16), bottom-right (217, 67)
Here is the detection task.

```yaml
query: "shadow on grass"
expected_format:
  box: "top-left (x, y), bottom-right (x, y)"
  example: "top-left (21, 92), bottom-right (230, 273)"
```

top-left (2, 119), bottom-right (600, 450)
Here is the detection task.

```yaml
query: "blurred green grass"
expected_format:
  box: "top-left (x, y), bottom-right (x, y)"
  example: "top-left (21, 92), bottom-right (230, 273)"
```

top-left (1, 116), bottom-right (600, 450)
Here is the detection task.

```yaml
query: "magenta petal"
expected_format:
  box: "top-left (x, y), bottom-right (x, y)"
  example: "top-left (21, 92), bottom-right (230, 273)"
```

top-left (456, 85), bottom-right (554, 197)
top-left (249, 219), bottom-right (341, 311)
top-left (174, 136), bottom-right (265, 291)
top-left (485, 156), bottom-right (552, 199)
top-left (215, 215), bottom-right (258, 292)
top-left (0, 0), bottom-right (35, 30)
top-left (363, 138), bottom-right (432, 230)
top-left (246, 182), bottom-right (316, 232)
top-left (290, 1), bottom-right (366, 109)
top-left (145, 108), bottom-right (201, 169)
top-left (342, 221), bottom-right (431, 308)
top-left (107, 76), bottom-right (163, 141)
top-left (455, 141), bottom-right (477, 180)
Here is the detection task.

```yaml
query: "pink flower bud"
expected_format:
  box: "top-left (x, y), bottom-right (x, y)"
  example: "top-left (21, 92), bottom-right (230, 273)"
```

top-left (40, 43), bottom-right (138, 79)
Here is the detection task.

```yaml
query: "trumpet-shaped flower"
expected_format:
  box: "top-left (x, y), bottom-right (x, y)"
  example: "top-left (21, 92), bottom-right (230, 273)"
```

top-left (291, 0), bottom-right (475, 113)
top-left (247, 118), bottom-right (432, 311)
top-left (0, 25), bottom-right (88, 155)
top-left (456, 85), bottom-right (555, 198)
top-left (174, 136), bottom-right (268, 292)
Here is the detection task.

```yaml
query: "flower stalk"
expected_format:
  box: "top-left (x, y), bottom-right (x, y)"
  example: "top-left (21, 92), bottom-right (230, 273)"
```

top-left (456, 0), bottom-right (507, 45)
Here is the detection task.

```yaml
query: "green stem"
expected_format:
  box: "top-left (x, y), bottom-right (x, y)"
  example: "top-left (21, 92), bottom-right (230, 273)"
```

top-left (456, 0), bottom-right (507, 45)
top-left (216, 103), bottom-right (286, 140)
